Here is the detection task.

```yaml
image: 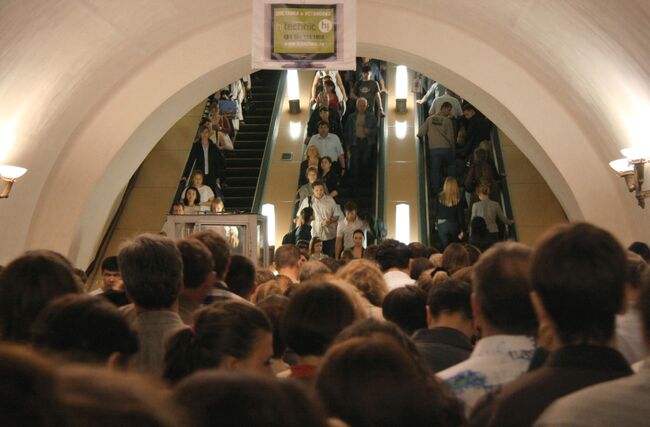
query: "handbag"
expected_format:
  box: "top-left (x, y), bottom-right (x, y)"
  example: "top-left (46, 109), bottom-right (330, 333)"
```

top-left (218, 131), bottom-right (234, 151)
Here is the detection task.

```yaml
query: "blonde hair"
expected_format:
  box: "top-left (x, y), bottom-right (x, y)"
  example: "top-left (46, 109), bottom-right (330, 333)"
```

top-left (306, 145), bottom-right (320, 160)
top-left (439, 177), bottom-right (461, 207)
top-left (336, 259), bottom-right (389, 307)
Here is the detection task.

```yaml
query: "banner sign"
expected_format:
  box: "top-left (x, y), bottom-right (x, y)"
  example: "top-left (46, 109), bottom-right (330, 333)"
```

top-left (252, 0), bottom-right (356, 70)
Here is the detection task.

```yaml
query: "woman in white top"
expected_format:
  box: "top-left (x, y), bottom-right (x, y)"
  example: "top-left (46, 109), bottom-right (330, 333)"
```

top-left (182, 186), bottom-right (206, 214)
top-left (298, 180), bottom-right (338, 257)
top-left (181, 169), bottom-right (215, 208)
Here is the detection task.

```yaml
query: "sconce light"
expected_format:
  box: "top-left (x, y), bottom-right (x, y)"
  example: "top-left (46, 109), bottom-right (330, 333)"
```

top-left (395, 65), bottom-right (408, 113)
top-left (0, 165), bottom-right (27, 199)
top-left (610, 148), bottom-right (650, 208)
top-left (287, 70), bottom-right (300, 114)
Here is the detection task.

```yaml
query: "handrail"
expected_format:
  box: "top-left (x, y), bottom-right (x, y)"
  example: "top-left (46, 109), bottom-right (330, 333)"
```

top-left (490, 127), bottom-right (518, 241)
top-left (375, 90), bottom-right (388, 228)
top-left (415, 100), bottom-right (430, 245)
top-left (84, 166), bottom-right (142, 280)
top-left (252, 71), bottom-right (287, 213)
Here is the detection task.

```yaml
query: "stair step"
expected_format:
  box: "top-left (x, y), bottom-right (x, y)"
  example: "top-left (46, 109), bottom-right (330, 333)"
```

top-left (227, 158), bottom-right (263, 168)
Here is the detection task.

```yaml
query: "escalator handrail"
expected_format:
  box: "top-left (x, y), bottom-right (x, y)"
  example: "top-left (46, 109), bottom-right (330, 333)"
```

top-left (490, 127), bottom-right (518, 241)
top-left (252, 72), bottom-right (287, 213)
top-left (415, 100), bottom-right (430, 245)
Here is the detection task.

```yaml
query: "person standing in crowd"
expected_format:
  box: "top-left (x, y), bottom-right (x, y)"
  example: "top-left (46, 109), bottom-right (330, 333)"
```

top-left (307, 121), bottom-right (345, 176)
top-left (469, 223), bottom-right (632, 426)
top-left (439, 242), bottom-right (537, 417)
top-left (375, 239), bottom-right (414, 290)
top-left (345, 97), bottom-right (378, 186)
top-left (457, 103), bottom-right (492, 160)
top-left (471, 184), bottom-right (513, 244)
top-left (181, 169), bottom-right (217, 208)
top-left (436, 177), bottom-right (465, 250)
top-left (273, 244), bottom-right (304, 284)
top-left (335, 201), bottom-right (366, 259)
top-left (117, 233), bottom-right (184, 376)
top-left (418, 101), bottom-right (455, 194)
top-left (615, 252), bottom-right (649, 364)
top-left (320, 156), bottom-right (340, 200)
top-left (412, 279), bottom-right (474, 373)
top-left (298, 180), bottom-right (338, 258)
top-left (305, 105), bottom-right (343, 147)
top-left (181, 125), bottom-right (225, 193)
top-left (175, 239), bottom-right (215, 325)
top-left (351, 65), bottom-right (385, 117)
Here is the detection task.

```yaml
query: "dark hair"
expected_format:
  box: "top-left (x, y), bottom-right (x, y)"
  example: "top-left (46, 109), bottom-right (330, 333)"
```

top-left (0, 250), bottom-right (80, 342)
top-left (175, 371), bottom-right (327, 427)
top-left (375, 239), bottom-right (411, 271)
top-left (441, 101), bottom-right (452, 110)
top-left (317, 120), bottom-right (329, 128)
top-left (183, 186), bottom-right (202, 206)
top-left (177, 239), bottom-right (214, 290)
top-left (256, 295), bottom-right (290, 358)
top-left (361, 65), bottom-right (372, 73)
top-left (626, 252), bottom-right (648, 290)
top-left (472, 242), bottom-right (536, 335)
top-left (192, 230), bottom-right (230, 279)
top-left (274, 245), bottom-right (301, 269)
top-left (281, 281), bottom-right (358, 356)
top-left (462, 102), bottom-right (475, 112)
top-left (427, 279), bottom-right (473, 320)
top-left (382, 286), bottom-right (427, 335)
top-left (101, 256), bottom-right (119, 272)
top-left (31, 294), bottom-right (138, 364)
top-left (343, 201), bottom-right (358, 213)
top-left (316, 337), bottom-right (450, 427)
top-left (319, 257), bottom-right (342, 274)
top-left (318, 106), bottom-right (329, 113)
top-left (164, 302), bottom-right (272, 384)
top-left (311, 179), bottom-right (326, 189)
top-left (410, 257), bottom-right (434, 281)
top-left (353, 228), bottom-right (365, 237)
top-left (408, 242), bottom-right (430, 259)
top-left (323, 80), bottom-right (335, 90)
top-left (628, 241), bottom-right (650, 262)
top-left (300, 207), bottom-right (314, 223)
top-left (531, 223), bottom-right (626, 344)
top-left (320, 155), bottom-right (332, 165)
top-left (225, 255), bottom-right (256, 299)
top-left (442, 243), bottom-right (470, 275)
top-left (118, 233), bottom-right (182, 310)
top-left (199, 125), bottom-right (211, 134)
top-left (0, 344), bottom-right (59, 427)
top-left (57, 365), bottom-right (181, 427)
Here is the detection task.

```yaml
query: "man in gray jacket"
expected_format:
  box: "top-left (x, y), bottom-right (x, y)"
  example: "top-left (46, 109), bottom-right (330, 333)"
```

top-left (417, 102), bottom-right (455, 193)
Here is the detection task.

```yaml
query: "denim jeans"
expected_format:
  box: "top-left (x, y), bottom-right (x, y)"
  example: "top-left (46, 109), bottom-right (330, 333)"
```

top-left (429, 147), bottom-right (455, 193)
top-left (437, 220), bottom-right (460, 250)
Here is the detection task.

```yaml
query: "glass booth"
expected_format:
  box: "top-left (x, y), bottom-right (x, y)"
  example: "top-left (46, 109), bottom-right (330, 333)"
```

top-left (162, 213), bottom-right (269, 267)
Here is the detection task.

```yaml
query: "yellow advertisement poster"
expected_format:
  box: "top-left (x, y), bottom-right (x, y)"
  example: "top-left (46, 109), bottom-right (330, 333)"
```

top-left (272, 5), bottom-right (336, 58)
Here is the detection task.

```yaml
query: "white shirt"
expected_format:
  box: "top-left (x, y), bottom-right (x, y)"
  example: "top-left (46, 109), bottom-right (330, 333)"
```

top-left (430, 93), bottom-right (463, 117)
top-left (438, 335), bottom-right (536, 416)
top-left (201, 142), bottom-right (210, 175)
top-left (308, 133), bottom-right (344, 163)
top-left (616, 305), bottom-right (648, 364)
top-left (382, 270), bottom-right (415, 291)
top-left (298, 194), bottom-right (338, 240)
top-left (336, 217), bottom-right (366, 249)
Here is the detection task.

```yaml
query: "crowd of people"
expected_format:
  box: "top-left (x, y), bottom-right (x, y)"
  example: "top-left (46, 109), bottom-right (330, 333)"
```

top-left (176, 76), bottom-right (252, 214)
top-left (1, 219), bottom-right (649, 426)
top-left (415, 76), bottom-right (513, 250)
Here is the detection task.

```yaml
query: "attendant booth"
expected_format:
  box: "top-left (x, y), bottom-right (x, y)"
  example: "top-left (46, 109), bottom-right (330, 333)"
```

top-left (162, 213), bottom-right (270, 267)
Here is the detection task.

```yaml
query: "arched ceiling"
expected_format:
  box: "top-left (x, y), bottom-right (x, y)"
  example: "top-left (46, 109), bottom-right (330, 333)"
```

top-left (0, 0), bottom-right (648, 265)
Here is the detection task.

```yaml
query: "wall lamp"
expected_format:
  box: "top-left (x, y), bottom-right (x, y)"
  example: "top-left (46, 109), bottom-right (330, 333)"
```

top-left (0, 165), bottom-right (27, 199)
top-left (395, 65), bottom-right (408, 113)
top-left (287, 70), bottom-right (300, 114)
top-left (609, 147), bottom-right (650, 208)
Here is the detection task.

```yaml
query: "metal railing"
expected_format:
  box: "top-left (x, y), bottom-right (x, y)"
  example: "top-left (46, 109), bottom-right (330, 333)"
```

top-left (415, 101), bottom-right (430, 245)
top-left (490, 127), bottom-right (518, 241)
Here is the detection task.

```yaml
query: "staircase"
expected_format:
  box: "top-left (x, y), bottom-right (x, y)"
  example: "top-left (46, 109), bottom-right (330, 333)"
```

top-left (222, 70), bottom-right (281, 211)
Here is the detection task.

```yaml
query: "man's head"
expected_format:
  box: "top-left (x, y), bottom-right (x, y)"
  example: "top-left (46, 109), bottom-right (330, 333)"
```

top-left (440, 101), bottom-right (452, 117)
top-left (344, 201), bottom-right (358, 222)
top-left (530, 223), bottom-right (626, 347)
top-left (176, 239), bottom-right (214, 292)
top-left (191, 230), bottom-right (231, 281)
top-left (101, 256), bottom-right (122, 291)
top-left (312, 180), bottom-right (326, 199)
top-left (118, 234), bottom-right (183, 310)
top-left (628, 241), bottom-right (650, 263)
top-left (462, 103), bottom-right (476, 119)
top-left (361, 65), bottom-right (371, 80)
top-left (274, 245), bottom-right (303, 276)
top-left (300, 207), bottom-right (314, 224)
top-left (427, 279), bottom-right (474, 338)
top-left (375, 239), bottom-right (411, 272)
top-left (472, 242), bottom-right (537, 336)
top-left (225, 255), bottom-right (257, 300)
top-left (356, 97), bottom-right (368, 113)
top-left (318, 106), bottom-right (330, 122)
top-left (317, 120), bottom-right (330, 138)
